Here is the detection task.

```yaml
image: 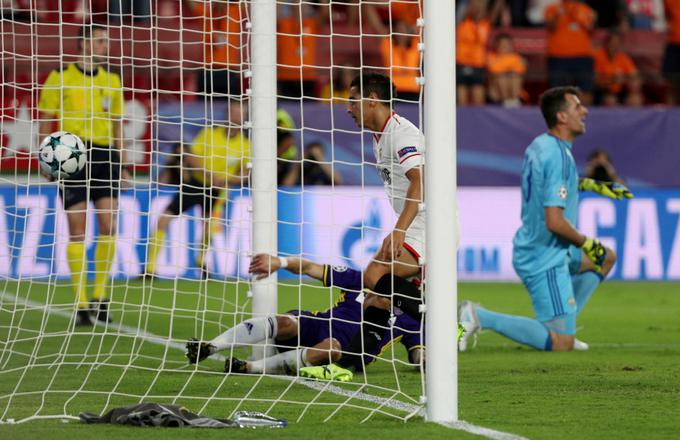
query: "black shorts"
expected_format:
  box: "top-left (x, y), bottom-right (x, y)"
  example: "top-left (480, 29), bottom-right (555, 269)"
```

top-left (547, 56), bottom-right (594, 92)
top-left (165, 176), bottom-right (222, 216)
top-left (59, 144), bottom-right (120, 210)
top-left (662, 43), bottom-right (680, 81)
top-left (456, 65), bottom-right (486, 86)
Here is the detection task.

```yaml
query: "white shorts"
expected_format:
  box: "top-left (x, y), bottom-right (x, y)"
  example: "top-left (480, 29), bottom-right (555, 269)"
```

top-left (404, 220), bottom-right (425, 264)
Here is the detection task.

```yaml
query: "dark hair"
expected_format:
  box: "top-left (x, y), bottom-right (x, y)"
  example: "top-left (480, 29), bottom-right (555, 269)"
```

top-left (587, 148), bottom-right (610, 162)
top-left (495, 32), bottom-right (512, 43)
top-left (539, 86), bottom-right (581, 128)
top-left (349, 72), bottom-right (397, 104)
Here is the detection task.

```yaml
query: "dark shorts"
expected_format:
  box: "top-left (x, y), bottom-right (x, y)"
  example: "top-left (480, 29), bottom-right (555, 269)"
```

top-left (456, 65), bottom-right (486, 86)
top-left (547, 56), bottom-right (594, 92)
top-left (275, 310), bottom-right (359, 353)
top-left (59, 144), bottom-right (120, 210)
top-left (165, 176), bottom-right (222, 216)
top-left (662, 44), bottom-right (680, 81)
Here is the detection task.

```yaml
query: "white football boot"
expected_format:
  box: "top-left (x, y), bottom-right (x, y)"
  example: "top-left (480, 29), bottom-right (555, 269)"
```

top-left (458, 301), bottom-right (481, 352)
top-left (573, 338), bottom-right (589, 351)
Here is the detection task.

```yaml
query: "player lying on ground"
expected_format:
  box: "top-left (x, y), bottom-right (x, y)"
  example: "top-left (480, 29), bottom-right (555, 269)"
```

top-left (459, 87), bottom-right (631, 353)
top-left (185, 254), bottom-right (423, 381)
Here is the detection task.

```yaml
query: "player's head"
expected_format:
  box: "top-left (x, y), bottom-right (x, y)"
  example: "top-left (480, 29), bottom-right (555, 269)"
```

top-left (78, 24), bottom-right (108, 61)
top-left (539, 86), bottom-right (588, 137)
top-left (347, 73), bottom-right (396, 129)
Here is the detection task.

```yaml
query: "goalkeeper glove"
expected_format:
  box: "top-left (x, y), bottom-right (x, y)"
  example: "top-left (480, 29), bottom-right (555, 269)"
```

top-left (578, 178), bottom-right (633, 200)
top-left (581, 238), bottom-right (607, 272)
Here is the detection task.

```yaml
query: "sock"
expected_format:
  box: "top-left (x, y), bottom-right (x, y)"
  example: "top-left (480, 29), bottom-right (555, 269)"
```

top-left (373, 273), bottom-right (422, 320)
top-left (477, 307), bottom-right (552, 351)
top-left (92, 235), bottom-right (116, 300)
top-left (67, 241), bottom-right (88, 309)
top-left (197, 221), bottom-right (212, 270)
top-left (210, 316), bottom-right (278, 352)
top-left (572, 271), bottom-right (603, 315)
top-left (146, 229), bottom-right (166, 275)
top-left (336, 307), bottom-right (390, 371)
top-left (247, 348), bottom-right (310, 374)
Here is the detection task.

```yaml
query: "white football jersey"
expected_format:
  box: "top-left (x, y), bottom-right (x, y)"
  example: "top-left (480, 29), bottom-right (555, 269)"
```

top-left (372, 112), bottom-right (425, 221)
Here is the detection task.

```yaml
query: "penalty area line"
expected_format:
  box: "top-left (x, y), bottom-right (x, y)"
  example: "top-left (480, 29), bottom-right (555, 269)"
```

top-left (1, 291), bottom-right (527, 439)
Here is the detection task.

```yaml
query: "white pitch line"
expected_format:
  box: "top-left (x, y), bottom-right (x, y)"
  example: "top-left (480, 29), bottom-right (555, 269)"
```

top-left (1, 291), bottom-right (527, 439)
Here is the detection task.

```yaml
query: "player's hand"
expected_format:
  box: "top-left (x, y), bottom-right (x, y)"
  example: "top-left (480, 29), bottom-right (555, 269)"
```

top-left (579, 178), bottom-right (633, 200)
top-left (249, 254), bottom-right (280, 280)
top-left (378, 230), bottom-right (405, 262)
top-left (581, 238), bottom-right (607, 272)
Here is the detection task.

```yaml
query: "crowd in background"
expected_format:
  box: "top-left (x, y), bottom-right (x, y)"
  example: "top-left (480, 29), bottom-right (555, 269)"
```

top-left (1, 0), bottom-right (679, 106)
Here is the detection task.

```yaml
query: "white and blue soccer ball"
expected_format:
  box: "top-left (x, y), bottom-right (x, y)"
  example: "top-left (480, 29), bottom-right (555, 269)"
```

top-left (38, 131), bottom-right (87, 179)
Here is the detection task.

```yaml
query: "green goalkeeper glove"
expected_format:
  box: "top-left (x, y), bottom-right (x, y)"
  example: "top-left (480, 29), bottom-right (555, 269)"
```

top-left (581, 238), bottom-right (607, 272)
top-left (578, 178), bottom-right (633, 200)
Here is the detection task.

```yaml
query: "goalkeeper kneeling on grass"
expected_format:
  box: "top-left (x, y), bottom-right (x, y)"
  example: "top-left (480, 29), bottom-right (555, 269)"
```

top-left (459, 87), bottom-right (630, 353)
top-left (186, 254), bottom-right (432, 381)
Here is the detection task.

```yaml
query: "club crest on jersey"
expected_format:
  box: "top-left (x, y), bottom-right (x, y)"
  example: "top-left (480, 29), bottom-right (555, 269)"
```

top-left (331, 265), bottom-right (348, 272)
top-left (397, 146), bottom-right (417, 158)
top-left (380, 167), bottom-right (391, 184)
top-left (559, 186), bottom-right (568, 199)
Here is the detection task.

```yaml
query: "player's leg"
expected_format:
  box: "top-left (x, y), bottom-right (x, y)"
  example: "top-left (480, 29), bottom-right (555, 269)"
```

top-left (146, 180), bottom-right (202, 275)
top-left (461, 266), bottom-right (577, 352)
top-left (196, 188), bottom-right (225, 276)
top-left (91, 196), bottom-right (118, 310)
top-left (570, 244), bottom-right (616, 316)
top-left (64, 199), bottom-right (91, 325)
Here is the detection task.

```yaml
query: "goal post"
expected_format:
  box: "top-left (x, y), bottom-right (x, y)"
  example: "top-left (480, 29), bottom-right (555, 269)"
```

top-left (423, 0), bottom-right (458, 423)
top-left (250, 0), bottom-right (279, 358)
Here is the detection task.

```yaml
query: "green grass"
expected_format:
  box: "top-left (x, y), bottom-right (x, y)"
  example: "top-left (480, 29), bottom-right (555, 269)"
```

top-left (1, 279), bottom-right (679, 439)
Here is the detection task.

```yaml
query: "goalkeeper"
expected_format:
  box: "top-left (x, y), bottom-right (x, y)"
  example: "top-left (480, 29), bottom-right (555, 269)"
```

top-left (459, 87), bottom-right (630, 352)
top-left (145, 99), bottom-right (250, 277)
top-left (185, 254), bottom-right (425, 381)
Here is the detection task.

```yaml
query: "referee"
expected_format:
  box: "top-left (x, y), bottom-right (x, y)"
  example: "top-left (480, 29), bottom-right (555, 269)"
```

top-left (38, 24), bottom-right (127, 326)
top-left (145, 99), bottom-right (251, 277)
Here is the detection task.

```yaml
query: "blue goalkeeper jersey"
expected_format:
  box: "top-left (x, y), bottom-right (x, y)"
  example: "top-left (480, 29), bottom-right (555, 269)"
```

top-left (513, 133), bottom-right (579, 278)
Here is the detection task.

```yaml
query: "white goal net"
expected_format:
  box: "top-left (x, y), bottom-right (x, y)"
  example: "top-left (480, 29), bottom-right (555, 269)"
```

top-left (0, 0), bottom-right (456, 425)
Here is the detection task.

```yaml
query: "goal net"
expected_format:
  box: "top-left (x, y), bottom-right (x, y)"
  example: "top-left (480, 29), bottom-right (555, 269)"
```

top-left (0, 0), bottom-right (455, 425)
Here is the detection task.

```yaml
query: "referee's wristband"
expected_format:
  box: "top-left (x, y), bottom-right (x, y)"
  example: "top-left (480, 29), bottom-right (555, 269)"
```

top-left (278, 256), bottom-right (289, 269)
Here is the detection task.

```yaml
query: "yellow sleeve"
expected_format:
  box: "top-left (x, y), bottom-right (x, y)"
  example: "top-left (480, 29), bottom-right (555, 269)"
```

top-left (190, 127), bottom-right (209, 158)
top-left (109, 73), bottom-right (125, 118)
top-left (37, 70), bottom-right (62, 115)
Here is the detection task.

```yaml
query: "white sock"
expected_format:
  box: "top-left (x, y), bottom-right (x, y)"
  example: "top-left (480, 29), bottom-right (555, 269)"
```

top-left (210, 316), bottom-right (278, 352)
top-left (248, 348), bottom-right (310, 374)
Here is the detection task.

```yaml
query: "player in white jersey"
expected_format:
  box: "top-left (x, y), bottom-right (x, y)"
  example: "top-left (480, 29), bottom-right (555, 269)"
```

top-left (333, 73), bottom-right (428, 373)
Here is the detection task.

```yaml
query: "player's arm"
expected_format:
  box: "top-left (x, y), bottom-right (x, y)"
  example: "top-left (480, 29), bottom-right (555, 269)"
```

top-left (379, 166), bottom-right (422, 260)
top-left (545, 206), bottom-right (606, 271)
top-left (249, 254), bottom-right (325, 280)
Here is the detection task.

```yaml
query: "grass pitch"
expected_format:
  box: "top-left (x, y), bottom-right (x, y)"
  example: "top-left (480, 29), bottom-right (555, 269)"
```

top-left (1, 279), bottom-right (678, 439)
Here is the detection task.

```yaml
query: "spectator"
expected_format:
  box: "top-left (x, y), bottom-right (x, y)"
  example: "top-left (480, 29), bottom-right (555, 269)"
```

top-left (276, 109), bottom-right (300, 185)
top-left (380, 19), bottom-right (421, 102)
top-left (456, 0), bottom-right (502, 106)
top-left (487, 33), bottom-right (526, 107)
top-left (110, 0), bottom-right (151, 23)
top-left (626, 0), bottom-right (666, 30)
top-left (301, 142), bottom-right (342, 186)
top-left (320, 64), bottom-right (356, 103)
top-left (663, 0), bottom-right (680, 105)
top-left (585, 149), bottom-right (625, 183)
top-left (594, 30), bottom-right (643, 106)
top-left (277, 1), bottom-right (328, 99)
top-left (190, 0), bottom-right (245, 99)
top-left (545, 0), bottom-right (597, 105)
top-left (585, 0), bottom-right (627, 28)
top-left (364, 0), bottom-right (422, 36)
top-left (527, 0), bottom-right (556, 26)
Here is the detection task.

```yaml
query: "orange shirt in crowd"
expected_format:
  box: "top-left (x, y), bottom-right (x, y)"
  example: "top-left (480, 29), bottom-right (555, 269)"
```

top-left (594, 48), bottom-right (638, 93)
top-left (487, 52), bottom-right (527, 75)
top-left (380, 37), bottom-right (421, 93)
top-left (195, 2), bottom-right (245, 69)
top-left (666, 0), bottom-right (680, 44)
top-left (456, 18), bottom-right (491, 68)
top-left (391, 0), bottom-right (422, 27)
top-left (545, 1), bottom-right (596, 57)
top-left (277, 16), bottom-right (319, 82)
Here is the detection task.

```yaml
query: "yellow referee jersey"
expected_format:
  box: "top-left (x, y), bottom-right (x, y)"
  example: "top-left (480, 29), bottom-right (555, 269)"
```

top-left (38, 63), bottom-right (124, 146)
top-left (189, 126), bottom-right (251, 186)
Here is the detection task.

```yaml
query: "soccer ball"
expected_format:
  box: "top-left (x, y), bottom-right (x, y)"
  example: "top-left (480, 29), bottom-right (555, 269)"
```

top-left (38, 131), bottom-right (87, 179)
